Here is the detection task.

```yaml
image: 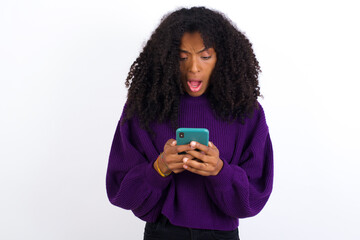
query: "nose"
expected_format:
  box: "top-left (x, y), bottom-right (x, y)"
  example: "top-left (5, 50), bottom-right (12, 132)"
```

top-left (188, 57), bottom-right (200, 73)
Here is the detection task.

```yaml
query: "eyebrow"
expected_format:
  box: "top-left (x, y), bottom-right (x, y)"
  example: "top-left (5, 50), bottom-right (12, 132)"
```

top-left (179, 48), bottom-right (208, 54)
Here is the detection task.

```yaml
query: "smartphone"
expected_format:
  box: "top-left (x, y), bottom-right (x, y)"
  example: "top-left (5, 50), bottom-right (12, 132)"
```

top-left (176, 128), bottom-right (209, 154)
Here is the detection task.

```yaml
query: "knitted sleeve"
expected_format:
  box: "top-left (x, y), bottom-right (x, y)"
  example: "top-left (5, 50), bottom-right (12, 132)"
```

top-left (105, 105), bottom-right (173, 222)
top-left (204, 104), bottom-right (274, 218)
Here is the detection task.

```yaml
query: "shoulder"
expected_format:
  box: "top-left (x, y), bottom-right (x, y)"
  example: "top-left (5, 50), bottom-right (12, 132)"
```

top-left (242, 101), bottom-right (269, 139)
top-left (250, 101), bottom-right (267, 124)
top-left (254, 101), bottom-right (267, 121)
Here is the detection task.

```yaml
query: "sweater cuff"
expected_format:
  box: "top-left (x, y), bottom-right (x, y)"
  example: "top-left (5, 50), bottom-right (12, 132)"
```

top-left (145, 159), bottom-right (173, 190)
top-left (206, 159), bottom-right (234, 191)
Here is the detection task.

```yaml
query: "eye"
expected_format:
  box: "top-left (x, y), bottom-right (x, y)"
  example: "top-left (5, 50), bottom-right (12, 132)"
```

top-left (201, 56), bottom-right (212, 60)
top-left (179, 52), bottom-right (188, 61)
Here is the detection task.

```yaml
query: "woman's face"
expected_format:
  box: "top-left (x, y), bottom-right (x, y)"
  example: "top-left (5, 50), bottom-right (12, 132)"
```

top-left (179, 32), bottom-right (217, 97)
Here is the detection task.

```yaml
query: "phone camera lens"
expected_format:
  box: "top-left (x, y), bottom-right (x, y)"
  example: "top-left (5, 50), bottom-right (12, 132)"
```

top-left (179, 132), bottom-right (184, 138)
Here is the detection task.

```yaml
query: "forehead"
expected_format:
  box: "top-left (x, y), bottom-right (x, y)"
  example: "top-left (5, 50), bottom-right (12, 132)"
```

top-left (180, 32), bottom-right (205, 49)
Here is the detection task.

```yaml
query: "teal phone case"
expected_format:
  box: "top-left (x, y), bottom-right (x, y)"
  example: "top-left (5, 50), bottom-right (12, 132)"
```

top-left (176, 128), bottom-right (209, 147)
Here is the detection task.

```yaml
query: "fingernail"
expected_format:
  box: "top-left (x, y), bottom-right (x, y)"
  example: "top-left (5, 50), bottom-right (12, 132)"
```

top-left (172, 141), bottom-right (176, 145)
top-left (190, 141), bottom-right (196, 148)
top-left (183, 157), bottom-right (188, 163)
top-left (183, 165), bottom-right (188, 169)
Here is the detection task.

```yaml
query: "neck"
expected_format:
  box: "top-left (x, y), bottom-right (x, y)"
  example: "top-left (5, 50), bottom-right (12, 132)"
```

top-left (181, 91), bottom-right (209, 104)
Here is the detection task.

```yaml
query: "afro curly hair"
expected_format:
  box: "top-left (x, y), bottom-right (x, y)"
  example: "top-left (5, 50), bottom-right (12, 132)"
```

top-left (122, 6), bottom-right (262, 135)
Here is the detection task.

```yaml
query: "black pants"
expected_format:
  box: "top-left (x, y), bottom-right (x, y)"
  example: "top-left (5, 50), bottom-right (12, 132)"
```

top-left (143, 215), bottom-right (240, 240)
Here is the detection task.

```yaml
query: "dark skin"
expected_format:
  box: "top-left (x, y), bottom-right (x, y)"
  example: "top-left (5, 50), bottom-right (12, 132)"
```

top-left (153, 32), bottom-right (224, 176)
top-left (179, 32), bottom-right (217, 97)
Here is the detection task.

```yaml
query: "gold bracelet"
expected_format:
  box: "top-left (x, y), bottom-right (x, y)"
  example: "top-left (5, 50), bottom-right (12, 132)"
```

top-left (156, 154), bottom-right (171, 177)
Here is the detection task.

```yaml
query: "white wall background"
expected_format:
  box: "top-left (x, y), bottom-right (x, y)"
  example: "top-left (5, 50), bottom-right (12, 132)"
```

top-left (1, 0), bottom-right (359, 239)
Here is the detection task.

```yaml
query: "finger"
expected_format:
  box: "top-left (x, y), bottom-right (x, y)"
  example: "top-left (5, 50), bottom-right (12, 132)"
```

top-left (183, 163), bottom-right (211, 176)
top-left (167, 145), bottom-right (193, 155)
top-left (189, 141), bottom-right (213, 155)
top-left (175, 153), bottom-right (195, 161)
top-left (165, 139), bottom-right (176, 146)
top-left (161, 152), bottom-right (178, 166)
top-left (167, 162), bottom-right (185, 170)
top-left (185, 150), bottom-right (207, 162)
top-left (173, 168), bottom-right (186, 174)
top-left (166, 155), bottom-right (194, 167)
top-left (164, 139), bottom-right (177, 149)
top-left (209, 141), bottom-right (218, 149)
top-left (162, 152), bottom-right (194, 167)
top-left (183, 157), bottom-right (216, 173)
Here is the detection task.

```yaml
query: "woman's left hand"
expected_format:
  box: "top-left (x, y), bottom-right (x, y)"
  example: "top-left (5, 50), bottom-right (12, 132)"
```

top-left (182, 141), bottom-right (223, 176)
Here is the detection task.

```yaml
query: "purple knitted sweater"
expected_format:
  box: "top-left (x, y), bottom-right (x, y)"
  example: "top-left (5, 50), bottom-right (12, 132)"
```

top-left (106, 93), bottom-right (273, 231)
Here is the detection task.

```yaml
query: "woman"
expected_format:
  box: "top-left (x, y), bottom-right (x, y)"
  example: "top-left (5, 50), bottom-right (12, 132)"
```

top-left (106, 6), bottom-right (273, 240)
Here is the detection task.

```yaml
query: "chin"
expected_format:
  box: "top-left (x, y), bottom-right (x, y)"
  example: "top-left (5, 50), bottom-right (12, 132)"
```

top-left (186, 89), bottom-right (205, 97)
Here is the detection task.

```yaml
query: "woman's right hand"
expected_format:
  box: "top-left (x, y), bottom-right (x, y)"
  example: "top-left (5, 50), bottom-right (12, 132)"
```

top-left (155, 139), bottom-right (194, 175)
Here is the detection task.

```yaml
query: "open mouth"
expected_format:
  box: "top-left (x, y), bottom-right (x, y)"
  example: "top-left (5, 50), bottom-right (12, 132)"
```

top-left (187, 80), bottom-right (202, 92)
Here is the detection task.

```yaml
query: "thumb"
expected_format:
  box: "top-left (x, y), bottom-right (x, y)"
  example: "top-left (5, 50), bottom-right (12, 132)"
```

top-left (209, 141), bottom-right (215, 148)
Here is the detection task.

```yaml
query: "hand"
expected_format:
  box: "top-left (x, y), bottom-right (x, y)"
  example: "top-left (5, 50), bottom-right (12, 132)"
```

top-left (155, 139), bottom-right (195, 174)
top-left (182, 141), bottom-right (223, 176)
